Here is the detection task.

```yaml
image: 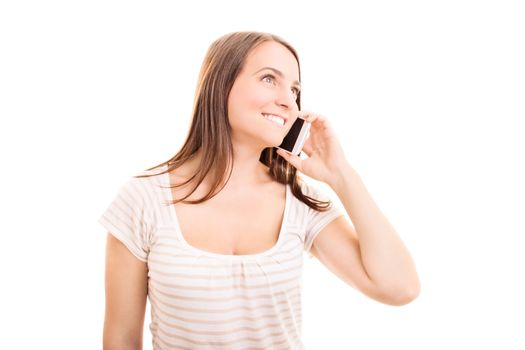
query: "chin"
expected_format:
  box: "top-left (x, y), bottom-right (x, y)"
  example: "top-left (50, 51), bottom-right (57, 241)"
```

top-left (259, 136), bottom-right (284, 150)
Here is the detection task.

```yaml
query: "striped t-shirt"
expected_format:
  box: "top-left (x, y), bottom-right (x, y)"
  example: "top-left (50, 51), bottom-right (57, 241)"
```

top-left (99, 165), bottom-right (345, 350)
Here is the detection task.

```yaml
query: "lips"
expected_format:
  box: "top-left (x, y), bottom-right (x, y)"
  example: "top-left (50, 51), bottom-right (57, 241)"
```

top-left (261, 112), bottom-right (288, 124)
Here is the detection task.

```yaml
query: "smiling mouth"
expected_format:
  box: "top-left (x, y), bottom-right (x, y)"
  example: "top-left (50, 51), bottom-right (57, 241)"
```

top-left (261, 113), bottom-right (286, 127)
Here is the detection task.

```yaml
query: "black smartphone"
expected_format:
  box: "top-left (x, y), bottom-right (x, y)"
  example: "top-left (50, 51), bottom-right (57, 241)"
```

top-left (277, 116), bottom-right (311, 156)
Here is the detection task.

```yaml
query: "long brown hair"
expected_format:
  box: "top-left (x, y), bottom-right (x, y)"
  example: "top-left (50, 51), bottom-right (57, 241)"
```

top-left (136, 31), bottom-right (333, 212)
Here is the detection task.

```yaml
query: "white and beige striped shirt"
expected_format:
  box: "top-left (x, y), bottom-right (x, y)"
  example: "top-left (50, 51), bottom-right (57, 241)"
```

top-left (99, 165), bottom-right (345, 349)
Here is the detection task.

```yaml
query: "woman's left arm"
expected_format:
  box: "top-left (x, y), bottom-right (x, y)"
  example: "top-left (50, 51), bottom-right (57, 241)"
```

top-left (328, 162), bottom-right (421, 299)
top-left (276, 111), bottom-right (420, 303)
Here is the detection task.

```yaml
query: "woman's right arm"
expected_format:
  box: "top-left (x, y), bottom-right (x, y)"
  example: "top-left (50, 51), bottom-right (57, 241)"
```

top-left (103, 233), bottom-right (148, 350)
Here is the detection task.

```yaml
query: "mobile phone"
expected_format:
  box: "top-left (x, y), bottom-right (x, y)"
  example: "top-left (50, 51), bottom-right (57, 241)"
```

top-left (277, 116), bottom-right (311, 156)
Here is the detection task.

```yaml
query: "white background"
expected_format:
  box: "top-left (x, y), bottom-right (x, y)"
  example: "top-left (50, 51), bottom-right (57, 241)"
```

top-left (1, 0), bottom-right (524, 349)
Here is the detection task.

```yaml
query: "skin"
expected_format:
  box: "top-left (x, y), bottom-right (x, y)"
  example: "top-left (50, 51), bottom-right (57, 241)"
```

top-left (225, 39), bottom-right (301, 188)
top-left (103, 40), bottom-right (303, 349)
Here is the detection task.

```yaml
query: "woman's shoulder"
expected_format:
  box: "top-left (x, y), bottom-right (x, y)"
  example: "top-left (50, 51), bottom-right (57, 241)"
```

top-left (120, 165), bottom-right (171, 198)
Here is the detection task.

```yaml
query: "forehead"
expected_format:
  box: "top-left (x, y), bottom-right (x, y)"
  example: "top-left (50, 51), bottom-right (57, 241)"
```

top-left (243, 41), bottom-right (299, 80)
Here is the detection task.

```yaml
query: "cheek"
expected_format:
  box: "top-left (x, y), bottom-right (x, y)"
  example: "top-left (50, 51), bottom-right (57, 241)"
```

top-left (229, 82), bottom-right (272, 119)
top-left (245, 81), bottom-right (273, 107)
top-left (228, 89), bottom-right (254, 126)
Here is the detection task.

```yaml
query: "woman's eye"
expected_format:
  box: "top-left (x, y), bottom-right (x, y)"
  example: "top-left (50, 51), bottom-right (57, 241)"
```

top-left (262, 74), bottom-right (299, 98)
top-left (262, 74), bottom-right (275, 84)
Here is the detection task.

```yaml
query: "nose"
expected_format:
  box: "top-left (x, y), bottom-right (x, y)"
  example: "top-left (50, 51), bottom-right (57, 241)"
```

top-left (275, 87), bottom-right (298, 111)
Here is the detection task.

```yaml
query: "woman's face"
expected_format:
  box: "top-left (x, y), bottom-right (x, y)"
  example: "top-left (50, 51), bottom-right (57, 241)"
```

top-left (227, 40), bottom-right (301, 149)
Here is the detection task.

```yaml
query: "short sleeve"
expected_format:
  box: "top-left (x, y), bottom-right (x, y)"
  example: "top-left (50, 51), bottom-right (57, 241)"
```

top-left (98, 177), bottom-right (152, 262)
top-left (303, 182), bottom-right (345, 258)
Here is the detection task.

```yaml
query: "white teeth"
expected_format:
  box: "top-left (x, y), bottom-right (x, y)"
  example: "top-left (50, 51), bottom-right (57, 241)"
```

top-left (262, 114), bottom-right (285, 126)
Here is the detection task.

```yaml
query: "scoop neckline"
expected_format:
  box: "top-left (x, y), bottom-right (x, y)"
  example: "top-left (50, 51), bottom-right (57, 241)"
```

top-left (161, 167), bottom-right (290, 261)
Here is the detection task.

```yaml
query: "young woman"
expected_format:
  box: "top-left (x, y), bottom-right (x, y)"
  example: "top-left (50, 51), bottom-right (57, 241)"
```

top-left (99, 31), bottom-right (420, 350)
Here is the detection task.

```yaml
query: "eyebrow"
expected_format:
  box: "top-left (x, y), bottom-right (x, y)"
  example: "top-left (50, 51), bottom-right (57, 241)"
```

top-left (254, 67), bottom-right (301, 89)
